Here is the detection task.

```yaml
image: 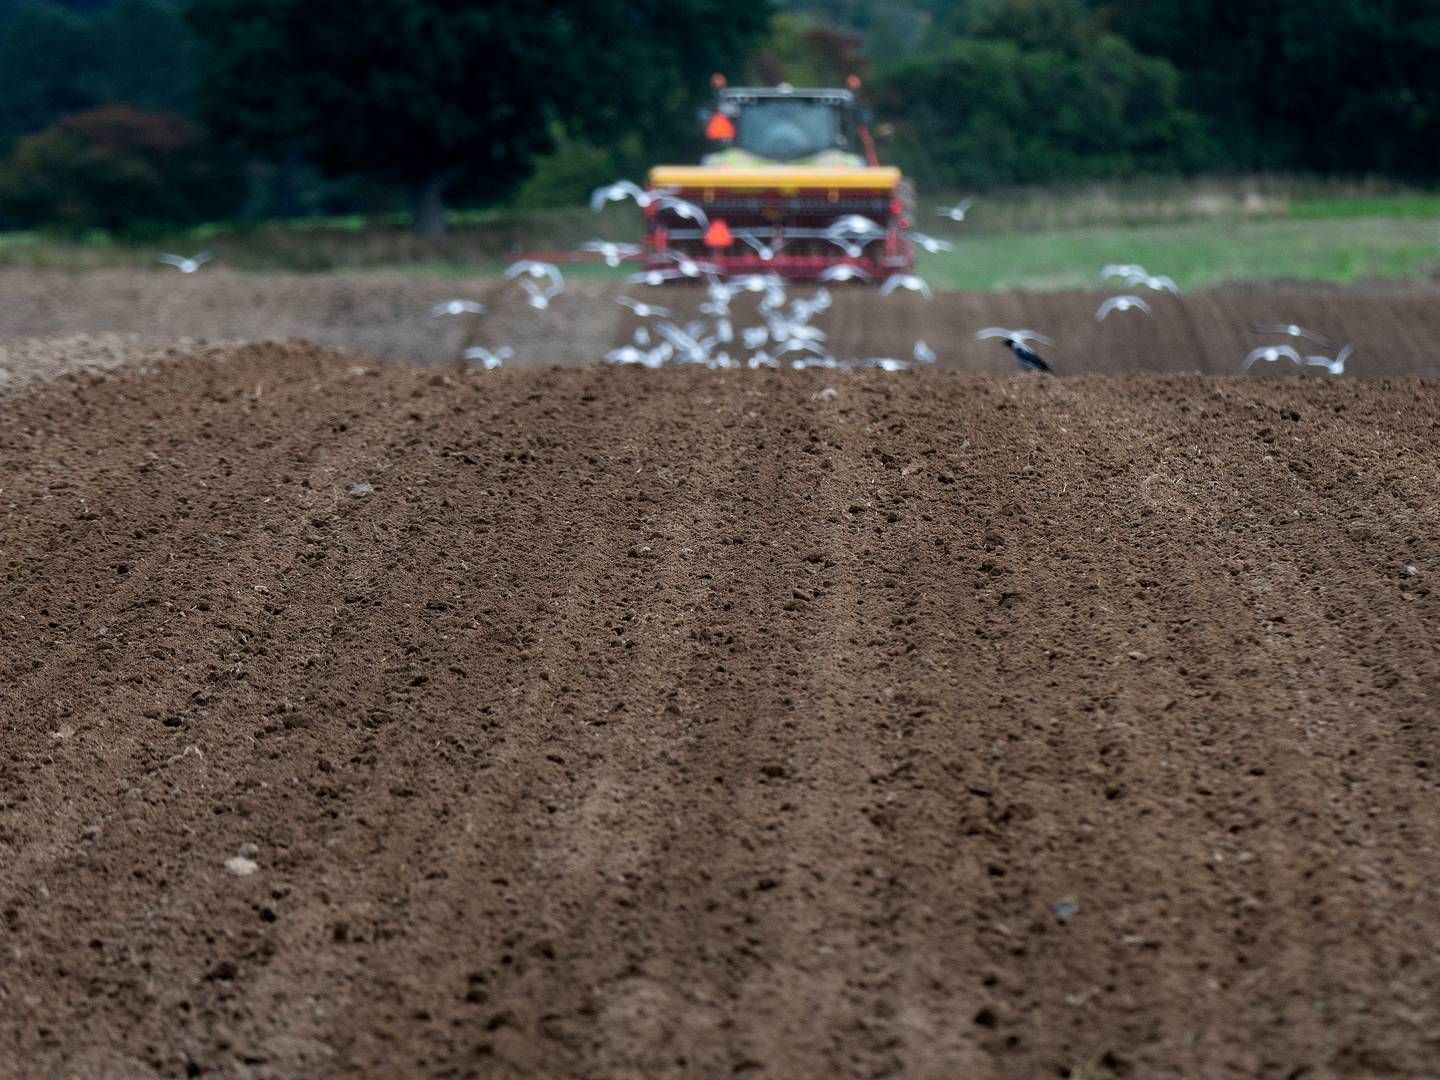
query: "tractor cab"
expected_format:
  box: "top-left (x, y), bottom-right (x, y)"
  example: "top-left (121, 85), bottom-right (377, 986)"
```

top-left (703, 85), bottom-right (870, 169)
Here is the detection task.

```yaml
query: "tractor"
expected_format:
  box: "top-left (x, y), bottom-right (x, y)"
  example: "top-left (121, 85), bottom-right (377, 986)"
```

top-left (643, 76), bottom-right (914, 281)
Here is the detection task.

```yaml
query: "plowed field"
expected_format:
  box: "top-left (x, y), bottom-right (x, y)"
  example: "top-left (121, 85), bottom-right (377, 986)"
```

top-left (3, 331), bottom-right (1439, 1079)
top-left (2, 269), bottom-right (1437, 374)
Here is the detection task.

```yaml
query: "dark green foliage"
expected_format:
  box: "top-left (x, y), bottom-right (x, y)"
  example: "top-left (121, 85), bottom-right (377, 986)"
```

top-left (0, 104), bottom-right (239, 231)
top-left (0, 0), bottom-right (200, 151)
top-left (187, 0), bottom-right (771, 233)
top-left (1103, 0), bottom-right (1440, 178)
top-left (1, 0), bottom-right (1437, 234)
top-left (874, 29), bottom-right (1210, 188)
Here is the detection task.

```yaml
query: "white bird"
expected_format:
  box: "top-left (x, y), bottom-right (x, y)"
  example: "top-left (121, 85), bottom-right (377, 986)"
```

top-left (505, 259), bottom-right (563, 286)
top-left (825, 236), bottom-right (868, 258)
top-left (976, 327), bottom-right (1055, 347)
top-left (590, 180), bottom-right (653, 212)
top-left (736, 232), bottom-right (787, 261)
top-left (866, 357), bottom-right (913, 372)
top-left (509, 261), bottom-right (565, 310)
top-left (633, 325), bottom-right (651, 347)
top-left (462, 346), bottom-right (513, 370)
top-left (880, 274), bottom-right (933, 300)
top-left (827, 215), bottom-right (885, 239)
top-left (907, 232), bottom-right (954, 254)
top-left (519, 278), bottom-right (562, 310)
top-left (914, 340), bottom-right (937, 365)
top-left (1125, 272), bottom-right (1181, 296)
top-left (742, 326), bottom-right (769, 350)
top-left (580, 240), bottom-right (642, 268)
top-left (158, 251), bottom-right (213, 273)
top-left (936, 197), bottom-right (975, 222)
top-left (1095, 295), bottom-right (1152, 321)
top-left (819, 264), bottom-right (871, 283)
top-left (747, 350), bottom-right (780, 370)
top-left (605, 343), bottom-right (671, 368)
top-left (774, 320), bottom-right (826, 344)
top-left (664, 251), bottom-right (719, 278)
top-left (1249, 323), bottom-right (1337, 349)
top-left (1303, 344), bottom-right (1353, 375)
top-left (1100, 263), bottom-right (1147, 282)
top-left (730, 273), bottom-right (786, 294)
top-left (653, 195), bottom-right (709, 227)
top-left (429, 299), bottom-right (487, 317)
top-left (1241, 344), bottom-right (1303, 371)
top-left (775, 339), bottom-right (828, 359)
top-left (616, 296), bottom-right (672, 319)
top-left (626, 267), bottom-right (685, 286)
top-left (656, 321), bottom-right (713, 364)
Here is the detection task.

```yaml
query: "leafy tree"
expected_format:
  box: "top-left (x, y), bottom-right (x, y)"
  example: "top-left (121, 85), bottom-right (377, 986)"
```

top-left (0, 0), bottom-right (200, 152)
top-left (751, 12), bottom-right (867, 85)
top-left (1102, 0), bottom-right (1440, 177)
top-left (0, 2), bottom-right (96, 149)
top-left (0, 104), bottom-right (238, 231)
top-left (188, 0), bottom-right (771, 237)
top-left (964, 0), bottom-right (1094, 53)
top-left (873, 31), bottom-right (1210, 188)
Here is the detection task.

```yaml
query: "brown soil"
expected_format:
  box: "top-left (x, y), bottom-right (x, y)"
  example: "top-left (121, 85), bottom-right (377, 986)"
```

top-left (3, 269), bottom-right (1438, 375)
top-left (3, 340), bottom-right (1439, 1079)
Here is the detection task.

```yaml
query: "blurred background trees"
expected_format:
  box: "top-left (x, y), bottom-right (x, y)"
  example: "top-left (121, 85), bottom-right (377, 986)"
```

top-left (0, 0), bottom-right (1436, 235)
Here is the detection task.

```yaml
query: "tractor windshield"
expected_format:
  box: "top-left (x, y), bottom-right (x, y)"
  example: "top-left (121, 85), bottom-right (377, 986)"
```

top-left (734, 100), bottom-right (845, 162)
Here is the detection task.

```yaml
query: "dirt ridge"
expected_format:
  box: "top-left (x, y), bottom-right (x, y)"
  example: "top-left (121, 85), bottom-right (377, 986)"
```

top-left (1, 343), bottom-right (1438, 1078)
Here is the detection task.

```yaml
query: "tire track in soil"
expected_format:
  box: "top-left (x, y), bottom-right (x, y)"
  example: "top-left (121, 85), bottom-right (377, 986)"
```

top-left (2, 346), bottom-right (1439, 1079)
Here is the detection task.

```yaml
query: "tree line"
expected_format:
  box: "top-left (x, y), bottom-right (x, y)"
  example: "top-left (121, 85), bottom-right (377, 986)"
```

top-left (0, 0), bottom-right (1436, 236)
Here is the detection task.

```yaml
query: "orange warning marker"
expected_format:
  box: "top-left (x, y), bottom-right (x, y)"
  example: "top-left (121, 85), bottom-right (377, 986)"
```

top-left (705, 112), bottom-right (736, 141)
top-left (704, 218), bottom-right (733, 248)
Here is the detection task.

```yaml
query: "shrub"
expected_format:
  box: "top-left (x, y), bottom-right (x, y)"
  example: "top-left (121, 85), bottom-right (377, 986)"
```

top-left (0, 105), bottom-right (238, 233)
top-left (872, 33), bottom-right (1214, 190)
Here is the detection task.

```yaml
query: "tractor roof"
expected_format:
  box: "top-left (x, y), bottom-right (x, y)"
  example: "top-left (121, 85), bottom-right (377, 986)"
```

top-left (719, 86), bottom-right (855, 106)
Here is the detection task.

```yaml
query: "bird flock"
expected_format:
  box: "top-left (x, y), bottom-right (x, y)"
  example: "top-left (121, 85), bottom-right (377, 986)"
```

top-left (154, 193), bottom-right (1359, 378)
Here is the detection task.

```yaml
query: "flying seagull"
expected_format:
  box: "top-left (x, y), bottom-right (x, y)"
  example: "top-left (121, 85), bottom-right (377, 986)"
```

top-left (1124, 272), bottom-right (1181, 296)
top-left (819, 263), bottom-right (871, 283)
top-left (936, 197), bottom-right (975, 222)
top-left (626, 267), bottom-right (685, 286)
top-left (505, 259), bottom-right (562, 285)
top-left (664, 251), bottom-right (720, 278)
top-left (590, 180), bottom-right (653, 212)
top-left (1095, 295), bottom-right (1152, 321)
top-left (1249, 323), bottom-right (1337, 349)
top-left (506, 260), bottom-right (565, 310)
top-left (907, 232), bottom-right (954, 254)
top-left (827, 215), bottom-right (886, 240)
top-left (735, 231), bottom-right (787, 261)
top-left (429, 299), bottom-right (487, 317)
top-left (913, 340), bottom-right (937, 365)
top-left (976, 327), bottom-right (1055, 373)
top-left (1302, 344), bottom-right (1354, 375)
top-left (880, 273), bottom-right (933, 300)
top-left (519, 277), bottom-right (564, 310)
top-left (653, 195), bottom-right (709, 228)
top-left (616, 296), bottom-right (672, 319)
top-left (580, 240), bottom-right (642, 268)
top-left (730, 273), bottom-right (786, 294)
top-left (1240, 344), bottom-right (1303, 371)
top-left (158, 251), bottom-right (212, 273)
top-left (462, 345), bottom-right (513, 370)
top-left (1100, 263), bottom-right (1146, 282)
